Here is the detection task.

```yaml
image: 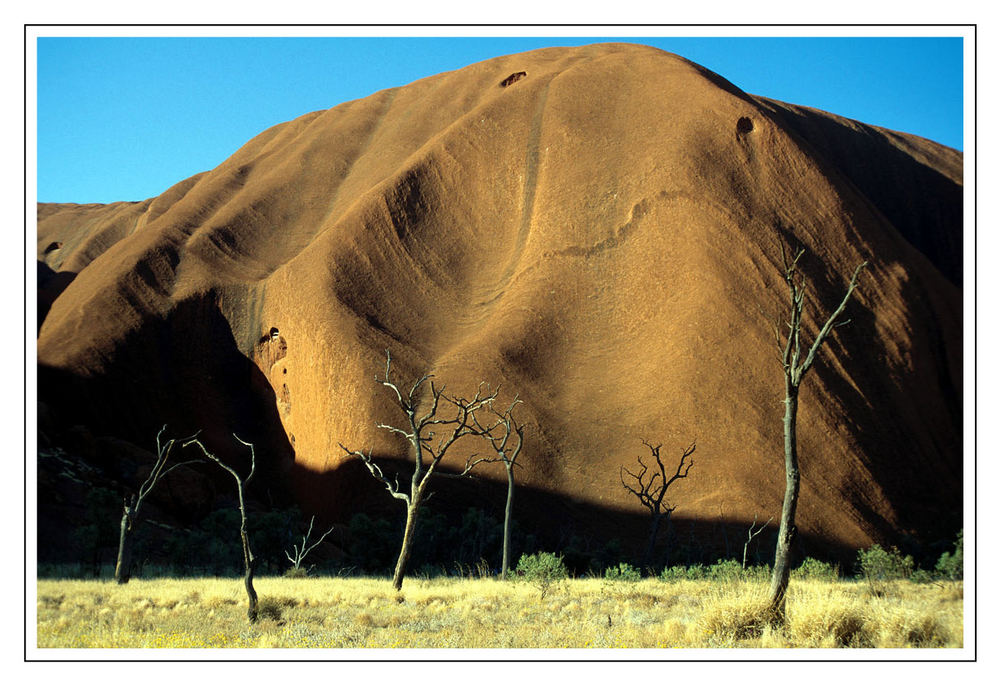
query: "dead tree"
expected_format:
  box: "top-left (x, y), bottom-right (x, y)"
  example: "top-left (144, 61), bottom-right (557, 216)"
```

top-left (183, 433), bottom-right (259, 622)
top-left (340, 350), bottom-right (498, 592)
top-left (767, 244), bottom-right (866, 621)
top-left (743, 513), bottom-right (773, 570)
top-left (114, 425), bottom-right (199, 584)
top-left (285, 515), bottom-right (336, 575)
top-left (620, 440), bottom-right (695, 572)
top-left (472, 396), bottom-right (525, 579)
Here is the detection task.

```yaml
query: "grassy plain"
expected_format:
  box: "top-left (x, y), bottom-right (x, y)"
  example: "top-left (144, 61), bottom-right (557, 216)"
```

top-left (35, 575), bottom-right (963, 649)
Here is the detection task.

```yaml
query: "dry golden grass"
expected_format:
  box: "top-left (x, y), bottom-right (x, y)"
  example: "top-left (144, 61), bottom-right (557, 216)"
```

top-left (35, 576), bottom-right (963, 649)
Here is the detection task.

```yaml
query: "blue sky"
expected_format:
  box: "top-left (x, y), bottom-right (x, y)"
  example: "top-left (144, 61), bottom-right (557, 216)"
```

top-left (36, 36), bottom-right (965, 204)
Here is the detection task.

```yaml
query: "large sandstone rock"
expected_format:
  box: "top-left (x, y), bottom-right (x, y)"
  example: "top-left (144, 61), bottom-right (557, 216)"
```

top-left (37, 44), bottom-right (963, 555)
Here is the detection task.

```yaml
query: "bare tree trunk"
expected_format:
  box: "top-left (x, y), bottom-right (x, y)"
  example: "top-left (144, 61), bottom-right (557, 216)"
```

top-left (392, 504), bottom-right (419, 592)
top-left (240, 518), bottom-right (258, 622)
top-left (620, 440), bottom-right (694, 574)
top-left (765, 248), bottom-right (866, 624)
top-left (642, 512), bottom-right (662, 573)
top-left (114, 508), bottom-right (134, 584)
top-left (661, 512), bottom-right (674, 568)
top-left (501, 466), bottom-right (515, 579)
top-left (344, 351), bottom-right (499, 593)
top-left (183, 433), bottom-right (258, 622)
top-left (768, 383), bottom-right (800, 620)
top-left (113, 427), bottom-right (199, 585)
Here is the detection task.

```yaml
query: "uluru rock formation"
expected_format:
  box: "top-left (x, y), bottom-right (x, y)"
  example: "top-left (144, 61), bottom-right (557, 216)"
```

top-left (37, 43), bottom-right (963, 561)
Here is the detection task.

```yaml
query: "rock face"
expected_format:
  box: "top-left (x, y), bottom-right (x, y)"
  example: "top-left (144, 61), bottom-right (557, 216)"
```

top-left (37, 43), bottom-right (963, 557)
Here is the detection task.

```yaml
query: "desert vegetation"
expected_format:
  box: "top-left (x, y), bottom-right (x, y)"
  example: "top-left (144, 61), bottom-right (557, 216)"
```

top-left (36, 254), bottom-right (963, 650)
top-left (36, 564), bottom-right (962, 649)
top-left (37, 516), bottom-right (963, 650)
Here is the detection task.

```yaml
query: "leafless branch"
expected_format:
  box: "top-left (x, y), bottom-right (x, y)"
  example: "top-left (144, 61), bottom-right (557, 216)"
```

top-left (286, 515), bottom-right (337, 570)
top-left (796, 260), bottom-right (868, 380)
top-left (341, 351), bottom-right (509, 590)
top-left (743, 513), bottom-right (773, 569)
top-left (620, 440), bottom-right (695, 515)
top-left (340, 442), bottom-right (410, 504)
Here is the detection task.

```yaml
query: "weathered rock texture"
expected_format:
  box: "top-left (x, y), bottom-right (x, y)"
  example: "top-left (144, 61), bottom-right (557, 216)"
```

top-left (37, 43), bottom-right (963, 554)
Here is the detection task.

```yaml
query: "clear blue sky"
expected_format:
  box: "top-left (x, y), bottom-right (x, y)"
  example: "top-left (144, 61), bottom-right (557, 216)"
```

top-left (36, 36), bottom-right (965, 204)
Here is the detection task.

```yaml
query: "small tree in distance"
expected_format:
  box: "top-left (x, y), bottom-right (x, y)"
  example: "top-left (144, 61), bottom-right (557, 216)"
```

top-left (285, 515), bottom-right (337, 576)
top-left (340, 350), bottom-right (498, 592)
top-left (472, 396), bottom-right (525, 579)
top-left (183, 433), bottom-right (260, 623)
top-left (743, 513), bottom-right (773, 570)
top-left (620, 439), bottom-right (695, 572)
top-left (114, 425), bottom-right (200, 584)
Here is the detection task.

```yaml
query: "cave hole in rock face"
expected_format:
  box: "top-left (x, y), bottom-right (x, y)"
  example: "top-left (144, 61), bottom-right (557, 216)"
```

top-left (44, 241), bottom-right (63, 254)
top-left (736, 116), bottom-right (754, 135)
top-left (269, 327), bottom-right (280, 341)
top-left (500, 71), bottom-right (527, 87)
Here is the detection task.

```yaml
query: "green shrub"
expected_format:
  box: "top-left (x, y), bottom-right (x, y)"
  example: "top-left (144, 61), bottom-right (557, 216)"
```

top-left (603, 562), bottom-right (641, 582)
top-left (793, 557), bottom-right (840, 581)
top-left (516, 552), bottom-right (568, 598)
top-left (658, 563), bottom-right (708, 582)
top-left (685, 563), bottom-right (706, 580)
top-left (707, 559), bottom-right (743, 581)
top-left (741, 565), bottom-right (771, 582)
top-left (934, 530), bottom-right (963, 581)
top-left (659, 565), bottom-right (687, 582)
top-left (857, 544), bottom-right (913, 595)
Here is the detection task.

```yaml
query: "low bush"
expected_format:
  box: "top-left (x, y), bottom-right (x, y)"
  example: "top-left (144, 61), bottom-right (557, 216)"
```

top-left (515, 552), bottom-right (568, 598)
top-left (659, 563), bottom-right (707, 582)
top-left (707, 559), bottom-right (743, 581)
top-left (659, 566), bottom-right (687, 582)
top-left (793, 557), bottom-right (839, 581)
top-left (685, 563), bottom-right (706, 580)
top-left (934, 530), bottom-right (963, 581)
top-left (603, 562), bottom-right (641, 582)
top-left (741, 565), bottom-right (771, 582)
top-left (857, 544), bottom-right (913, 596)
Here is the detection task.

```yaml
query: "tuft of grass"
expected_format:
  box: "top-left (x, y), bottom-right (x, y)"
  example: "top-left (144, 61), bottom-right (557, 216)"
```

top-left (787, 594), bottom-right (873, 647)
top-left (256, 597), bottom-right (284, 622)
top-left (698, 583), bottom-right (772, 643)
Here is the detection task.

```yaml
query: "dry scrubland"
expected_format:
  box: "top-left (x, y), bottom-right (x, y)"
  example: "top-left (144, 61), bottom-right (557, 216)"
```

top-left (36, 576), bottom-right (962, 649)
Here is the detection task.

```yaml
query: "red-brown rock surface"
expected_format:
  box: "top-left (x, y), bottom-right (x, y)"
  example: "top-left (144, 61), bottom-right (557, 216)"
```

top-left (37, 44), bottom-right (963, 555)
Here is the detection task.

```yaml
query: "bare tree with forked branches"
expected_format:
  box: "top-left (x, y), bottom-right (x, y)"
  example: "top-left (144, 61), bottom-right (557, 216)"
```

top-left (743, 513), bottom-right (773, 570)
top-left (471, 396), bottom-right (525, 579)
top-left (114, 425), bottom-right (200, 584)
top-left (183, 433), bottom-right (260, 622)
top-left (285, 515), bottom-right (337, 576)
top-left (340, 350), bottom-right (499, 591)
top-left (766, 242), bottom-right (867, 622)
top-left (620, 439), bottom-right (696, 572)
